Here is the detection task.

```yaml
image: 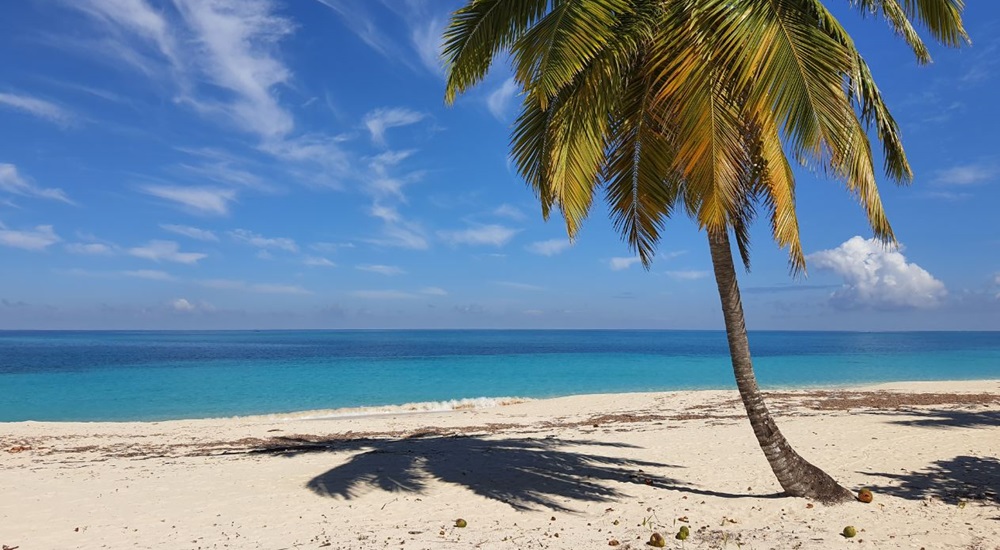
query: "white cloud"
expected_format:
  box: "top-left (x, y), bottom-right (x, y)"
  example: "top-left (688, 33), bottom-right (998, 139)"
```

top-left (493, 204), bottom-right (526, 220)
top-left (367, 203), bottom-right (430, 250)
top-left (666, 270), bottom-right (710, 281)
top-left (311, 241), bottom-right (355, 252)
top-left (363, 107), bottom-right (425, 146)
top-left (171, 298), bottom-right (196, 312)
top-left (143, 185), bottom-right (236, 215)
top-left (311, 0), bottom-right (398, 59)
top-left (420, 286), bottom-right (447, 296)
top-left (411, 17), bottom-right (446, 75)
top-left (526, 239), bottom-right (571, 257)
top-left (0, 164), bottom-right (74, 204)
top-left (932, 163), bottom-right (998, 185)
top-left (64, 0), bottom-right (296, 139)
top-left (304, 256), bottom-right (336, 267)
top-left (125, 269), bottom-right (176, 281)
top-left (357, 264), bottom-right (405, 276)
top-left (66, 242), bottom-right (116, 255)
top-left (160, 223), bottom-right (218, 241)
top-left (201, 278), bottom-right (310, 294)
top-left (808, 236), bottom-right (947, 309)
top-left (439, 224), bottom-right (518, 247)
top-left (0, 93), bottom-right (76, 126)
top-left (129, 240), bottom-right (207, 264)
top-left (364, 149), bottom-right (421, 199)
top-left (609, 257), bottom-right (642, 271)
top-left (0, 224), bottom-right (61, 250)
top-left (229, 229), bottom-right (298, 252)
top-left (350, 289), bottom-right (418, 300)
top-left (487, 78), bottom-right (519, 120)
top-left (496, 281), bottom-right (544, 291)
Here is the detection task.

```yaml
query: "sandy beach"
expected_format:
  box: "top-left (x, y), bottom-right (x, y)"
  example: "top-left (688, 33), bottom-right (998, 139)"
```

top-left (2, 380), bottom-right (999, 549)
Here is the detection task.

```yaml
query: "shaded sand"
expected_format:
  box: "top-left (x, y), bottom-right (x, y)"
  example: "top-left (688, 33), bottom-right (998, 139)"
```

top-left (2, 380), bottom-right (1000, 549)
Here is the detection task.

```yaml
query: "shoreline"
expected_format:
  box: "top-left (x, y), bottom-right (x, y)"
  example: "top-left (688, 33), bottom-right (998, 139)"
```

top-left (3, 379), bottom-right (999, 548)
top-left (6, 377), bottom-right (1000, 425)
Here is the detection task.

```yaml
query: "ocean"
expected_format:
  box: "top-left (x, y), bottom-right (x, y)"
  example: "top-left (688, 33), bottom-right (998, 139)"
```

top-left (1, 330), bottom-right (998, 422)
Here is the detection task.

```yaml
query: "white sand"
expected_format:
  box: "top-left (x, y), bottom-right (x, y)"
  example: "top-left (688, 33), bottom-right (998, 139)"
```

top-left (2, 380), bottom-right (999, 549)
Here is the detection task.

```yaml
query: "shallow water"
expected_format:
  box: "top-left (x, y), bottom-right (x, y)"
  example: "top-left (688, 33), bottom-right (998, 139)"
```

top-left (1, 330), bottom-right (998, 421)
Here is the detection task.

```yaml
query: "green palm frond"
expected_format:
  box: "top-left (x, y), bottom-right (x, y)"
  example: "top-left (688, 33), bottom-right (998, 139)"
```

top-left (443, 0), bottom-right (549, 105)
top-left (849, 0), bottom-right (970, 48)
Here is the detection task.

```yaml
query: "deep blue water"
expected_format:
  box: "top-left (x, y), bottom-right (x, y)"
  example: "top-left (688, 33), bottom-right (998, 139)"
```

top-left (1, 330), bottom-right (998, 421)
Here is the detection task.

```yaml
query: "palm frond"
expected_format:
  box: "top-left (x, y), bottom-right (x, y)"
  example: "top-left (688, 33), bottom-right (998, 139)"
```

top-left (443, 0), bottom-right (550, 105)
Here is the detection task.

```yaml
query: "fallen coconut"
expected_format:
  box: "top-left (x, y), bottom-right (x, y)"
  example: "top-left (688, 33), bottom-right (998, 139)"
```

top-left (648, 532), bottom-right (666, 547)
top-left (843, 526), bottom-right (857, 538)
top-left (858, 488), bottom-right (873, 503)
top-left (455, 519), bottom-right (467, 528)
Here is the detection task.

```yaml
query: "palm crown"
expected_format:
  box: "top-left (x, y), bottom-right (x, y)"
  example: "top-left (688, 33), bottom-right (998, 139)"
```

top-left (443, 0), bottom-right (968, 271)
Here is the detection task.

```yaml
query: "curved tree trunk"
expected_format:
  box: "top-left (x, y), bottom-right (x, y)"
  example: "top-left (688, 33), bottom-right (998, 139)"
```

top-left (707, 229), bottom-right (854, 504)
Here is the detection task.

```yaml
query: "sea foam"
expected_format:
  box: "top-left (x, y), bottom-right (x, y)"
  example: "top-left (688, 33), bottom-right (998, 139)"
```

top-left (256, 396), bottom-right (531, 421)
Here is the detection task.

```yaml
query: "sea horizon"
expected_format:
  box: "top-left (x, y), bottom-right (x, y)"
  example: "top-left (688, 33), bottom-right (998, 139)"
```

top-left (3, 329), bottom-right (999, 422)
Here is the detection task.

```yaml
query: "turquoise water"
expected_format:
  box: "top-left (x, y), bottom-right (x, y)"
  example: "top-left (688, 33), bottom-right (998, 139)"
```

top-left (1, 330), bottom-right (998, 422)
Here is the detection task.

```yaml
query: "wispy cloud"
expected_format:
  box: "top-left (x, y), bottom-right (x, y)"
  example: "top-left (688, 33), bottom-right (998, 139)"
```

top-left (931, 162), bottom-right (998, 185)
top-left (356, 264), bottom-right (405, 276)
top-left (350, 289), bottom-right (418, 300)
top-left (65, 242), bottom-right (116, 256)
top-left (411, 17), bottom-right (446, 75)
top-left (487, 78), bottom-right (519, 120)
top-left (0, 92), bottom-right (76, 126)
top-left (125, 269), bottom-right (176, 281)
top-left (142, 185), bottom-right (236, 216)
top-left (609, 257), bottom-right (642, 271)
top-left (0, 224), bottom-right (61, 251)
top-left (439, 224), bottom-right (518, 247)
top-left (420, 286), bottom-right (447, 296)
top-left (495, 281), bottom-right (544, 291)
top-left (311, 0), bottom-right (399, 60)
top-left (229, 229), bottom-right (298, 252)
top-left (311, 241), bottom-right (355, 253)
top-left (0, 164), bottom-right (74, 204)
top-left (526, 238), bottom-right (571, 257)
top-left (363, 107), bottom-right (425, 146)
top-left (666, 270), bottom-right (710, 281)
top-left (160, 223), bottom-right (218, 242)
top-left (493, 204), bottom-right (526, 220)
top-left (201, 279), bottom-right (310, 294)
top-left (303, 256), bottom-right (336, 267)
top-left (367, 203), bottom-right (429, 250)
top-left (129, 240), bottom-right (207, 264)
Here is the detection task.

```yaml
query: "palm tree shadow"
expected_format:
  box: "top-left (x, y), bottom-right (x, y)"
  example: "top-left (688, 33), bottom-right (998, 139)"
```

top-left (862, 455), bottom-right (1000, 505)
top-left (254, 434), bottom-right (782, 511)
top-left (884, 409), bottom-right (1000, 430)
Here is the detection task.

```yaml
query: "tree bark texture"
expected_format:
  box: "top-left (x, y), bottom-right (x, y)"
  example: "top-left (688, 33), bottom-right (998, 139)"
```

top-left (707, 229), bottom-right (854, 504)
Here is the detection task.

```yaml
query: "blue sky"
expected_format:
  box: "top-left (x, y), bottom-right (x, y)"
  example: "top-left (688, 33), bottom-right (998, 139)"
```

top-left (0, 0), bottom-right (997, 330)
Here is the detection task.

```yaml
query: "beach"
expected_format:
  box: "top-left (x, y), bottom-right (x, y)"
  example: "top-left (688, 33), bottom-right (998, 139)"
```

top-left (2, 380), bottom-right (999, 549)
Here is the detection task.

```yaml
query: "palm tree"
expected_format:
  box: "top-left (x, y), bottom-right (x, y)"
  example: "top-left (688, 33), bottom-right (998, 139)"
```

top-left (442, 0), bottom-right (967, 503)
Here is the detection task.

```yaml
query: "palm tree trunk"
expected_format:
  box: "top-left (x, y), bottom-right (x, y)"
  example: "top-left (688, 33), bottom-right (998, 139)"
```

top-left (707, 229), bottom-right (854, 504)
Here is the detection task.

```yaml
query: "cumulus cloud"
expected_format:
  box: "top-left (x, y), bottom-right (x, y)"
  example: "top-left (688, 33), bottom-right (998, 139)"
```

top-left (160, 223), bottom-right (218, 241)
top-left (129, 240), bottom-right (207, 264)
top-left (439, 224), bottom-right (518, 247)
top-left (363, 107), bottom-right (425, 146)
top-left (0, 164), bottom-right (73, 204)
top-left (526, 238), bottom-right (571, 257)
top-left (808, 236), bottom-right (947, 309)
top-left (229, 229), bottom-right (298, 252)
top-left (143, 185), bottom-right (236, 215)
top-left (609, 257), bottom-right (642, 271)
top-left (0, 93), bottom-right (76, 126)
top-left (0, 224), bottom-right (61, 250)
